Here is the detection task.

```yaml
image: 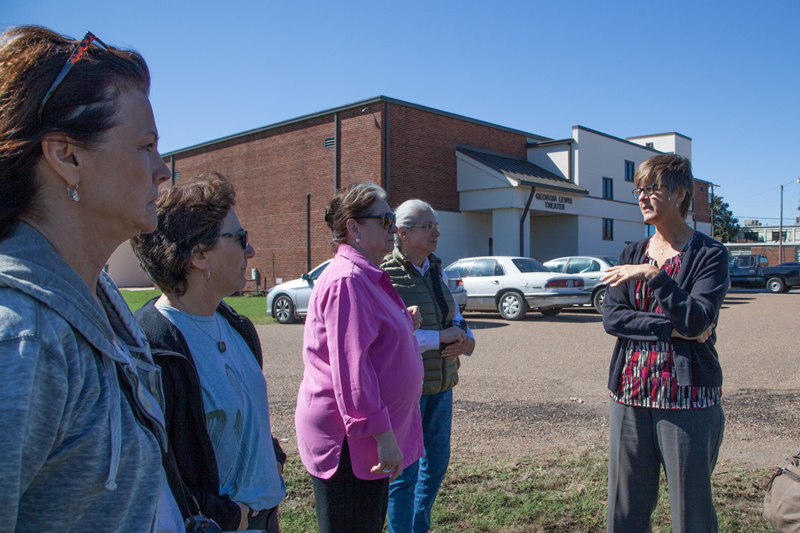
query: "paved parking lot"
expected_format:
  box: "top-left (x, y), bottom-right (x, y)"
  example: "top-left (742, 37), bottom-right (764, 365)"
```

top-left (259, 289), bottom-right (799, 468)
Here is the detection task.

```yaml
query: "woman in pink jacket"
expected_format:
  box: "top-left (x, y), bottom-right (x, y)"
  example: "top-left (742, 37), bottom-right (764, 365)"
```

top-left (295, 182), bottom-right (424, 533)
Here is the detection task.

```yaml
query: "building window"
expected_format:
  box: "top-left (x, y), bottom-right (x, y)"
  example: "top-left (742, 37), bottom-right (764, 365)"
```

top-left (772, 231), bottom-right (787, 242)
top-left (624, 161), bottom-right (635, 182)
top-left (645, 223), bottom-right (656, 237)
top-left (603, 219), bottom-right (614, 240)
top-left (603, 177), bottom-right (613, 199)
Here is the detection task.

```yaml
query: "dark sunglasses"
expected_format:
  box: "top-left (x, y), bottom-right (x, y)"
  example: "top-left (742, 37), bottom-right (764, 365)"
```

top-left (356, 212), bottom-right (396, 229)
top-left (218, 230), bottom-right (249, 249)
top-left (38, 31), bottom-right (110, 123)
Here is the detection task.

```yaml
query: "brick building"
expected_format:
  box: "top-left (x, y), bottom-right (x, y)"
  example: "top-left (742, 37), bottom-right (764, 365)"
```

top-left (107, 96), bottom-right (711, 289)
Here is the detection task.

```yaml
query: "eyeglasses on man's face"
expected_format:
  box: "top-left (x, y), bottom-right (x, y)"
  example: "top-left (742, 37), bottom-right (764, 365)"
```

top-left (356, 212), bottom-right (396, 230)
top-left (219, 230), bottom-right (248, 249)
top-left (408, 222), bottom-right (440, 232)
top-left (632, 183), bottom-right (662, 200)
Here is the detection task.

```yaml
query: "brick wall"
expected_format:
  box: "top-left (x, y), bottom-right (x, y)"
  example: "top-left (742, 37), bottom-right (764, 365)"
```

top-left (694, 182), bottom-right (710, 222)
top-left (387, 103), bottom-right (528, 210)
top-left (163, 100), bottom-right (533, 284)
top-left (166, 115), bottom-right (340, 290)
top-left (749, 246), bottom-right (798, 266)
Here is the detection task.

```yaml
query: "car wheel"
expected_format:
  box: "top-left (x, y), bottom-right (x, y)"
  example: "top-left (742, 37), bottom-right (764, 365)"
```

top-left (766, 277), bottom-right (785, 294)
top-left (540, 307), bottom-right (562, 317)
top-left (498, 291), bottom-right (527, 320)
top-left (592, 287), bottom-right (606, 314)
top-left (272, 295), bottom-right (296, 324)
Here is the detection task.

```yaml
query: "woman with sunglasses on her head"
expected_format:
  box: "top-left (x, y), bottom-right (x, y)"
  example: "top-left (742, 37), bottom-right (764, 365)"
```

top-left (295, 182), bottom-right (425, 533)
top-left (383, 199), bottom-right (475, 533)
top-left (0, 26), bottom-right (186, 531)
top-left (601, 154), bottom-right (729, 533)
top-left (132, 173), bottom-right (286, 532)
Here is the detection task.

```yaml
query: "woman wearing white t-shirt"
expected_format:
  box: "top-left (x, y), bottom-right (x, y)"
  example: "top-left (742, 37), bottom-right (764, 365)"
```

top-left (133, 173), bottom-right (286, 532)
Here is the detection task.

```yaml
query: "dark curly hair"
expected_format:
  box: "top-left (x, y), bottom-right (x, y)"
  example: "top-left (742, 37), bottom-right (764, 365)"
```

top-left (0, 25), bottom-right (151, 241)
top-left (131, 172), bottom-right (235, 296)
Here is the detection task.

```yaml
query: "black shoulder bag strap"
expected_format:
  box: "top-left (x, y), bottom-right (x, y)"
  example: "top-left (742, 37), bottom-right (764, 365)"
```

top-left (114, 362), bottom-right (217, 533)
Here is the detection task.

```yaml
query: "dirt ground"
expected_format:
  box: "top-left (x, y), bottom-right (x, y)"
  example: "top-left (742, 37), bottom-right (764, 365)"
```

top-left (259, 289), bottom-right (800, 469)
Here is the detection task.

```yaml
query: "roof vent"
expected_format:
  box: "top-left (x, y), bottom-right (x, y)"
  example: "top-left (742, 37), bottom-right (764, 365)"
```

top-left (324, 137), bottom-right (335, 148)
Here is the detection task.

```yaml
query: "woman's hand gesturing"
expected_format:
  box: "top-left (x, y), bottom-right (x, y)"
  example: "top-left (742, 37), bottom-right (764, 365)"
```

top-left (601, 264), bottom-right (660, 287)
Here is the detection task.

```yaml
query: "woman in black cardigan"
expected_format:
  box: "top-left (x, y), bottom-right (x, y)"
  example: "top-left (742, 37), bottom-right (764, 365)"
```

top-left (132, 173), bottom-right (286, 532)
top-left (601, 154), bottom-right (729, 533)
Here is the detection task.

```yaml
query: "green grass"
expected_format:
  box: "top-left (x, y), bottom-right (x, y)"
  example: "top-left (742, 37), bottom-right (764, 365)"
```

top-left (277, 447), bottom-right (776, 532)
top-left (119, 289), bottom-right (275, 325)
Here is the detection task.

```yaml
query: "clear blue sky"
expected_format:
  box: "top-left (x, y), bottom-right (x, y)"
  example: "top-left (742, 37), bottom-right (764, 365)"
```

top-left (4, 0), bottom-right (799, 225)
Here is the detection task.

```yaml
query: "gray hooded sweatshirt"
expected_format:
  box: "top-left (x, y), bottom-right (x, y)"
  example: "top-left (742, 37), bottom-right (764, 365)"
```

top-left (0, 223), bottom-right (176, 532)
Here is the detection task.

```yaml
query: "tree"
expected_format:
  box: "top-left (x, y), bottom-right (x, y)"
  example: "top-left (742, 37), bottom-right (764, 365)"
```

top-left (710, 194), bottom-right (739, 243)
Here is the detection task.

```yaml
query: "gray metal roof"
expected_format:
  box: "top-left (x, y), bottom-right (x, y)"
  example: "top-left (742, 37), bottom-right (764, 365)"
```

top-left (457, 148), bottom-right (589, 195)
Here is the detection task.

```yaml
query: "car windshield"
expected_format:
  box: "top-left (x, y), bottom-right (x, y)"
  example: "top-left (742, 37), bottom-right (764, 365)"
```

top-left (309, 261), bottom-right (330, 280)
top-left (511, 258), bottom-right (549, 273)
top-left (605, 257), bottom-right (618, 266)
top-left (446, 260), bottom-right (473, 277)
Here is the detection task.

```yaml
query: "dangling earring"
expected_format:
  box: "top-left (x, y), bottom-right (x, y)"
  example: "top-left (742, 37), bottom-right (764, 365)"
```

top-left (202, 269), bottom-right (211, 283)
top-left (355, 238), bottom-right (361, 243)
top-left (67, 184), bottom-right (80, 202)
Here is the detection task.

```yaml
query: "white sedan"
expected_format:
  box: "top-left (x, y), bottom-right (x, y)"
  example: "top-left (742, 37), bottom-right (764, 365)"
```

top-left (267, 260), bottom-right (469, 324)
top-left (444, 256), bottom-right (588, 320)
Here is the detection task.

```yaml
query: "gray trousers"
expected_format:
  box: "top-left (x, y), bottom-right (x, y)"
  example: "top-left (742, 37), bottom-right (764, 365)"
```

top-left (607, 399), bottom-right (725, 533)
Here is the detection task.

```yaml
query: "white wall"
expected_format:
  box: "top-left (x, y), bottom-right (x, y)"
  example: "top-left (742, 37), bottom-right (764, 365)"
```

top-left (435, 210), bottom-right (492, 267)
top-left (106, 240), bottom-right (153, 288)
top-left (492, 208), bottom-right (529, 257)
top-left (529, 215), bottom-right (578, 261)
top-left (573, 127), bottom-right (657, 202)
top-left (526, 144), bottom-right (570, 179)
top-left (627, 133), bottom-right (692, 160)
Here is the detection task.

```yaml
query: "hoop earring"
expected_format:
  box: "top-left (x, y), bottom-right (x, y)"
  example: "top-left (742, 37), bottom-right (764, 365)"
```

top-left (67, 184), bottom-right (80, 202)
top-left (202, 269), bottom-right (211, 284)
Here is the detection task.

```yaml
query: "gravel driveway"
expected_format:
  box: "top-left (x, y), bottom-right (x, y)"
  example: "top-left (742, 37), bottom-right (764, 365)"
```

top-left (259, 290), bottom-right (799, 468)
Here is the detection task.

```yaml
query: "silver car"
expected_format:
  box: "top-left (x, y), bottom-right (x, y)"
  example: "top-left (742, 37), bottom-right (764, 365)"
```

top-left (267, 260), bottom-right (468, 324)
top-left (444, 256), bottom-right (588, 320)
top-left (266, 260), bottom-right (331, 324)
top-left (543, 256), bottom-right (618, 313)
top-left (444, 270), bottom-right (468, 313)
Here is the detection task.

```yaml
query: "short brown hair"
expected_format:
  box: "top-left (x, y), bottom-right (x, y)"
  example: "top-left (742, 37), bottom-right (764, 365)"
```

top-left (634, 154), bottom-right (695, 218)
top-left (0, 26), bottom-right (151, 241)
top-left (131, 173), bottom-right (235, 296)
top-left (325, 182), bottom-right (386, 248)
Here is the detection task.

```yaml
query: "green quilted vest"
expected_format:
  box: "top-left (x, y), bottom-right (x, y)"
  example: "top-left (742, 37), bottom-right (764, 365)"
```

top-left (381, 247), bottom-right (458, 395)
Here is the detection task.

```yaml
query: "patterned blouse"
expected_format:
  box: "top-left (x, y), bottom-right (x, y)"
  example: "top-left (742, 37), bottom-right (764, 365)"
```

top-left (611, 233), bottom-right (722, 410)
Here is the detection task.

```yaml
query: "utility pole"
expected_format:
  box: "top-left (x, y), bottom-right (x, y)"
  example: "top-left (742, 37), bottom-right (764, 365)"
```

top-left (778, 178), bottom-right (800, 264)
top-left (780, 184), bottom-right (784, 264)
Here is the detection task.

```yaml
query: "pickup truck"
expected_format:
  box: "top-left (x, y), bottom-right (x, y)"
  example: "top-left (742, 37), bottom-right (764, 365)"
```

top-left (729, 254), bottom-right (800, 293)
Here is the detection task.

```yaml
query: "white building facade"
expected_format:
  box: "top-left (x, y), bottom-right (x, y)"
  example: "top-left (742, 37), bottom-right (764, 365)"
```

top-left (435, 126), bottom-right (709, 267)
